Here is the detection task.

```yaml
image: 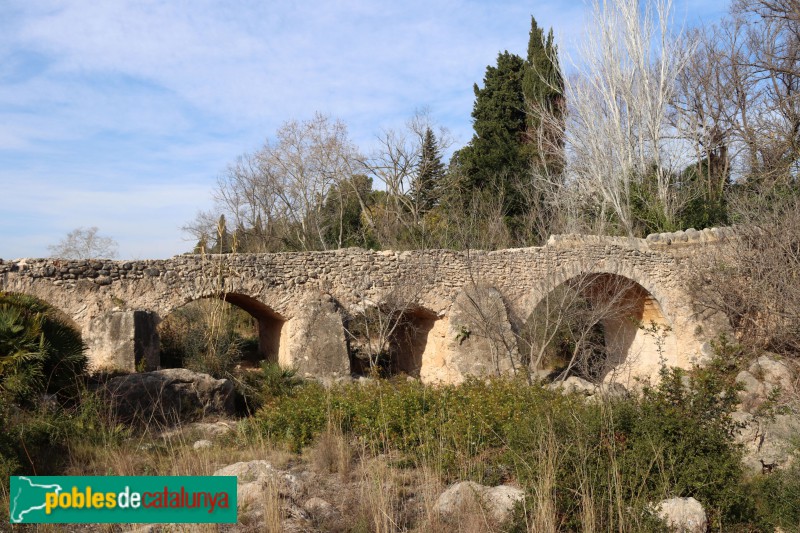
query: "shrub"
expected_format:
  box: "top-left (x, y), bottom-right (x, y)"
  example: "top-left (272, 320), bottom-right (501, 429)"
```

top-left (0, 292), bottom-right (86, 405)
top-left (245, 349), bottom-right (762, 529)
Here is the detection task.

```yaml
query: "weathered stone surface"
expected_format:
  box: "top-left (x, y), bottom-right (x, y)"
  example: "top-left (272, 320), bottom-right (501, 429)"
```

top-left (303, 496), bottom-right (336, 520)
top-left (435, 481), bottom-right (484, 516)
top-left (278, 294), bottom-right (349, 379)
top-left (548, 376), bottom-right (597, 395)
top-left (655, 497), bottom-right (707, 533)
top-left (749, 355), bottom-right (795, 392)
top-left (213, 460), bottom-right (304, 511)
top-left (482, 485), bottom-right (526, 523)
top-left (103, 369), bottom-right (235, 424)
top-left (734, 411), bottom-right (800, 473)
top-left (736, 370), bottom-right (767, 411)
top-left (192, 439), bottom-right (212, 450)
top-left (2, 229), bottom-right (738, 382)
top-left (436, 481), bottom-right (525, 524)
top-left (85, 310), bottom-right (159, 372)
top-left (433, 284), bottom-right (520, 384)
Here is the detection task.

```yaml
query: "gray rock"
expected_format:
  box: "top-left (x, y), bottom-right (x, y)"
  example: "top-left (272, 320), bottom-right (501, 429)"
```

top-left (192, 439), bottom-right (212, 450)
top-left (736, 370), bottom-right (766, 411)
top-left (435, 481), bottom-right (485, 517)
top-left (735, 411), bottom-right (800, 473)
top-left (214, 460), bottom-right (304, 512)
top-left (749, 356), bottom-right (794, 392)
top-left (598, 381), bottom-right (628, 398)
top-left (436, 481), bottom-right (525, 524)
top-left (303, 497), bottom-right (336, 520)
top-left (103, 369), bottom-right (235, 425)
top-left (655, 497), bottom-right (707, 532)
top-left (482, 485), bottom-right (526, 523)
top-left (548, 376), bottom-right (596, 395)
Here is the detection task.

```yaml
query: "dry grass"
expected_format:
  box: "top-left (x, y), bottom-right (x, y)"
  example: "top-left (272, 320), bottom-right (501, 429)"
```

top-left (306, 422), bottom-right (353, 479)
top-left (64, 422), bottom-right (293, 480)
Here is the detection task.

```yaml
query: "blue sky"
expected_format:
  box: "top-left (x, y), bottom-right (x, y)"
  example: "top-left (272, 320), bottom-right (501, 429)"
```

top-left (0, 0), bottom-right (729, 259)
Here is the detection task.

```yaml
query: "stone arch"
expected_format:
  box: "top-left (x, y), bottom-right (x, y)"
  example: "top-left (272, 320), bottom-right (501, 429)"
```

top-left (346, 302), bottom-right (441, 378)
top-left (161, 291), bottom-right (285, 366)
top-left (0, 290), bottom-right (81, 332)
top-left (521, 264), bottom-right (679, 385)
top-left (521, 260), bottom-right (675, 324)
top-left (388, 305), bottom-right (439, 377)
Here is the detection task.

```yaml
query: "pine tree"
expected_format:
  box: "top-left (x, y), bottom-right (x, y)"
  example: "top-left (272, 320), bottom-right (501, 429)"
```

top-left (412, 128), bottom-right (446, 215)
top-left (522, 17), bottom-right (565, 176)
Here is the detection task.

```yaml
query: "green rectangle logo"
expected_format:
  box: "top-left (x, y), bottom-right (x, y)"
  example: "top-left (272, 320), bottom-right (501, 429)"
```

top-left (9, 476), bottom-right (237, 524)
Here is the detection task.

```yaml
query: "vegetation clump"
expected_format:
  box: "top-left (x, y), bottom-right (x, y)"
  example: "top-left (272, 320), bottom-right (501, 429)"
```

top-left (240, 348), bottom-right (795, 530)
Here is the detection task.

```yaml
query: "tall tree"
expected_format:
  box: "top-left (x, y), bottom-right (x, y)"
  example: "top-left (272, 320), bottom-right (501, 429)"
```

top-left (522, 17), bottom-right (565, 176)
top-left (411, 127), bottom-right (446, 215)
top-left (453, 51), bottom-right (527, 214)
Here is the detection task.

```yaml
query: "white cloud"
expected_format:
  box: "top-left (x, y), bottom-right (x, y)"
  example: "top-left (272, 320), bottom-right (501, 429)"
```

top-left (0, 0), bottom-right (732, 258)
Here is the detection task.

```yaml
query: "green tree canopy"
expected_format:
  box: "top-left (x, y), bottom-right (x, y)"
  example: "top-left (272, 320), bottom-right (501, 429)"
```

top-left (453, 51), bottom-right (527, 214)
top-left (411, 128), bottom-right (446, 215)
top-left (522, 17), bottom-right (565, 176)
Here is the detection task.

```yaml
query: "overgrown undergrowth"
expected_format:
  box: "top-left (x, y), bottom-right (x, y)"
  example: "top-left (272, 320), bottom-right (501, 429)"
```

top-left (239, 360), bottom-right (798, 531)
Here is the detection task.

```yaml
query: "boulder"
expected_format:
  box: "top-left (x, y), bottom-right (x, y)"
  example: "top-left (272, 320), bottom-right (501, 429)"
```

top-left (655, 497), bottom-right (707, 533)
top-left (736, 370), bottom-right (767, 411)
top-left (548, 376), bottom-right (596, 395)
top-left (192, 439), bottom-right (212, 450)
top-left (749, 356), bottom-right (795, 393)
top-left (482, 485), bottom-right (526, 523)
top-left (103, 369), bottom-right (235, 424)
top-left (435, 481), bottom-right (484, 516)
top-left (213, 460), bottom-right (304, 511)
top-left (303, 497), bottom-right (337, 521)
top-left (436, 481), bottom-right (525, 524)
top-left (734, 411), bottom-right (800, 473)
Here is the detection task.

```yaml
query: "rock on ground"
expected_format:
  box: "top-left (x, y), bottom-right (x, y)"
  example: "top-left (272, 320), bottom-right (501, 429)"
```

top-left (436, 480), bottom-right (525, 524)
top-left (547, 376), bottom-right (596, 395)
top-left (103, 369), bottom-right (235, 424)
top-left (734, 411), bottom-right (800, 473)
top-left (213, 460), bottom-right (305, 510)
top-left (655, 497), bottom-right (707, 533)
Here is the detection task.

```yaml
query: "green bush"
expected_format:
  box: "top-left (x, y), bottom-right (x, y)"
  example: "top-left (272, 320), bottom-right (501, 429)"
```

top-left (245, 349), bottom-right (770, 529)
top-left (745, 465), bottom-right (800, 532)
top-left (0, 292), bottom-right (86, 405)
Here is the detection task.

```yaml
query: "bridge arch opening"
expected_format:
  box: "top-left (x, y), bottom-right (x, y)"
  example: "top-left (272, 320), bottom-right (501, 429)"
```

top-left (346, 305), bottom-right (438, 378)
top-left (159, 293), bottom-right (284, 371)
top-left (520, 273), bottom-right (675, 383)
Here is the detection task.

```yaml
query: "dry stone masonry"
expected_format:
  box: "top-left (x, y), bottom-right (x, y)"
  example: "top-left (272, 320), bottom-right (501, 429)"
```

top-left (0, 228), bottom-right (738, 385)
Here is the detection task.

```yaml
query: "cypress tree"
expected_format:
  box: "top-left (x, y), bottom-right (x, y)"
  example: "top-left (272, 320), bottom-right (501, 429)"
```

top-left (413, 128), bottom-right (446, 215)
top-left (522, 17), bottom-right (565, 175)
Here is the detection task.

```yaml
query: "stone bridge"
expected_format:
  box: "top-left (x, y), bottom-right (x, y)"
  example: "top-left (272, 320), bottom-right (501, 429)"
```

top-left (0, 228), bottom-right (734, 386)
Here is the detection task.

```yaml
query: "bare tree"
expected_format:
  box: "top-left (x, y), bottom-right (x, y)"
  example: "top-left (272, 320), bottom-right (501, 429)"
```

top-left (192, 113), bottom-right (363, 253)
top-left (344, 261), bottom-right (437, 377)
top-left (733, 0), bottom-right (800, 183)
top-left (690, 193), bottom-right (800, 356)
top-left (563, 0), bottom-right (694, 235)
top-left (519, 272), bottom-right (656, 383)
top-left (48, 227), bottom-right (118, 259)
top-left (358, 110), bottom-right (452, 250)
top-left (674, 1), bottom-right (800, 191)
